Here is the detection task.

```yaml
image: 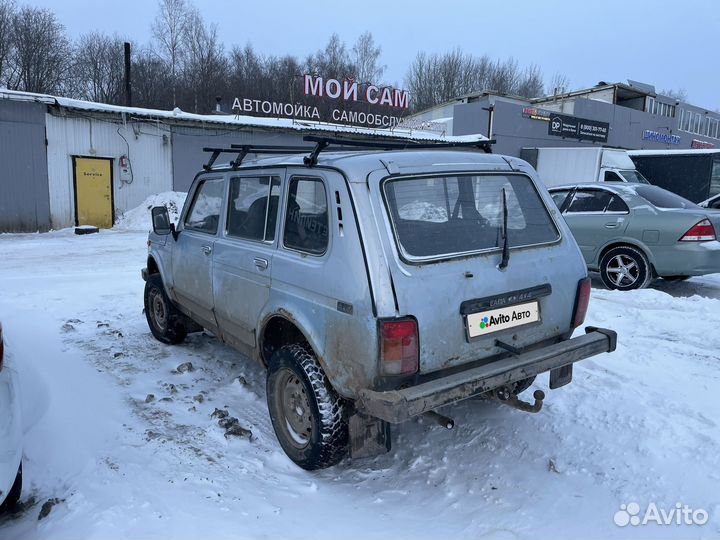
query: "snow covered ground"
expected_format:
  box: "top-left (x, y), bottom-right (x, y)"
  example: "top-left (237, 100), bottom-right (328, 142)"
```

top-left (0, 227), bottom-right (718, 539)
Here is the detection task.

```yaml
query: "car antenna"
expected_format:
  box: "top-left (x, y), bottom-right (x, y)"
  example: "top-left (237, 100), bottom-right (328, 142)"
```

top-left (498, 188), bottom-right (510, 270)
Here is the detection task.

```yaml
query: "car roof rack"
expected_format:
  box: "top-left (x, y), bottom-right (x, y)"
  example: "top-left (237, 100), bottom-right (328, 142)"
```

top-left (202, 135), bottom-right (494, 170)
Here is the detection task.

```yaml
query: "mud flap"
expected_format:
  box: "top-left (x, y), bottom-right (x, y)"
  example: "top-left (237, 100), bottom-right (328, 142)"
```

top-left (549, 363), bottom-right (572, 389)
top-left (349, 412), bottom-right (391, 459)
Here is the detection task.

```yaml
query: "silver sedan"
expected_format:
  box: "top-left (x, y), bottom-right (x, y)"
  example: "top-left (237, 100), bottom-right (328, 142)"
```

top-left (549, 183), bottom-right (720, 290)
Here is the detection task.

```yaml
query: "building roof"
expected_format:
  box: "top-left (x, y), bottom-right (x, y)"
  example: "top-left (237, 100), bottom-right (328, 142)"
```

top-left (0, 88), bottom-right (488, 144)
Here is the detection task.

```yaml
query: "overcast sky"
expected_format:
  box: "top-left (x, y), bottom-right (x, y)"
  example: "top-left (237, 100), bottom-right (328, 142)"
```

top-left (27, 0), bottom-right (720, 110)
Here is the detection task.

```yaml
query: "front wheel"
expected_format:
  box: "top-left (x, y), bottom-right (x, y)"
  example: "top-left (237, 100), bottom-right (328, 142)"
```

top-left (144, 274), bottom-right (187, 344)
top-left (599, 246), bottom-right (651, 291)
top-left (266, 344), bottom-right (348, 470)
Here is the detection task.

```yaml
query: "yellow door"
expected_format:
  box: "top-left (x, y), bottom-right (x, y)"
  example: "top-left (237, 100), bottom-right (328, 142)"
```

top-left (74, 157), bottom-right (113, 228)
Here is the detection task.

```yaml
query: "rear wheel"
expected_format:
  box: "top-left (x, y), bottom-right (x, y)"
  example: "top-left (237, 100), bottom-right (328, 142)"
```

top-left (599, 246), bottom-right (651, 291)
top-left (266, 344), bottom-right (348, 470)
top-left (144, 274), bottom-right (187, 344)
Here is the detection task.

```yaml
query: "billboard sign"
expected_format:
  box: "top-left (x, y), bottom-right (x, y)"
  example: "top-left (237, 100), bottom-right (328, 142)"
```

top-left (231, 75), bottom-right (442, 132)
top-left (548, 114), bottom-right (609, 143)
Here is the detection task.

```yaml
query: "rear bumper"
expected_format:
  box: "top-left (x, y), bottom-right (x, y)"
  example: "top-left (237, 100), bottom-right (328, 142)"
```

top-left (653, 241), bottom-right (720, 276)
top-left (357, 327), bottom-right (617, 423)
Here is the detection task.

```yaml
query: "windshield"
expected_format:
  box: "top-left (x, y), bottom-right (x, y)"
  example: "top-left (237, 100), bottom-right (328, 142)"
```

top-left (383, 174), bottom-right (559, 261)
top-left (634, 185), bottom-right (698, 209)
top-left (619, 170), bottom-right (650, 184)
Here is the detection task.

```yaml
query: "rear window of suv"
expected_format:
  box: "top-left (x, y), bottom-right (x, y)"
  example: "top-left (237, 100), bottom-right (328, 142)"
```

top-left (383, 174), bottom-right (559, 261)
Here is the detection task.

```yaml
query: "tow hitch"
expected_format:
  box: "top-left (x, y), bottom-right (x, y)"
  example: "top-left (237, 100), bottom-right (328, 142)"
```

top-left (494, 387), bottom-right (545, 413)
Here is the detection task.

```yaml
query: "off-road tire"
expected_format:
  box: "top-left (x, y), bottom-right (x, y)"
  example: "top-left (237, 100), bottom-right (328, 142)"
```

top-left (599, 246), bottom-right (651, 291)
top-left (1, 462), bottom-right (21, 511)
top-left (266, 344), bottom-right (348, 470)
top-left (144, 274), bottom-right (188, 344)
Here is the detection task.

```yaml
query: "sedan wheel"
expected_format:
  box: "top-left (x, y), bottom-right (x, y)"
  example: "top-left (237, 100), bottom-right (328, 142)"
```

top-left (600, 246), bottom-right (651, 291)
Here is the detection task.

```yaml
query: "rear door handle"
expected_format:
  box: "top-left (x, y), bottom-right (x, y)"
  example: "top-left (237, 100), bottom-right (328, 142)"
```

top-left (604, 223), bottom-right (620, 229)
top-left (201, 244), bottom-right (212, 255)
top-left (254, 257), bottom-right (269, 270)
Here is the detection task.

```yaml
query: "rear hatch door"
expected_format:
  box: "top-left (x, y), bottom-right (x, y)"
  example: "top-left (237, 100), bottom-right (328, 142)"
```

top-left (368, 167), bottom-right (588, 374)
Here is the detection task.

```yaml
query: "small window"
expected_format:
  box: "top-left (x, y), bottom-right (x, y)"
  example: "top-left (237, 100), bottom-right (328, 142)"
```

top-left (227, 176), bottom-right (281, 241)
top-left (184, 178), bottom-right (224, 234)
top-left (646, 97), bottom-right (655, 113)
top-left (678, 109), bottom-right (685, 131)
top-left (283, 177), bottom-right (329, 255)
top-left (566, 190), bottom-right (614, 213)
top-left (604, 171), bottom-right (624, 182)
top-left (550, 190), bottom-right (570, 209)
top-left (607, 194), bottom-right (630, 213)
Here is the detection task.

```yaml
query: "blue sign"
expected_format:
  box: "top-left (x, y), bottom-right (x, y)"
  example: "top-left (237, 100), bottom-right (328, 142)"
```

top-left (642, 130), bottom-right (681, 145)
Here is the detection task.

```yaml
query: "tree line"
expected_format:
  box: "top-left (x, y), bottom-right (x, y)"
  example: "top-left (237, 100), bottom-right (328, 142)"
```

top-left (0, 0), bottom-right (570, 114)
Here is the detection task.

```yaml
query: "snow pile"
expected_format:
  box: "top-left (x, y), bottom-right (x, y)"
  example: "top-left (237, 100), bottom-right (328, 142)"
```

top-left (114, 192), bottom-right (187, 231)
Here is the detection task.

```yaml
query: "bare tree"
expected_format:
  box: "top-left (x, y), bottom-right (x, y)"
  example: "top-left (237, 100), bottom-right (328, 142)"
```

top-left (0, 0), bottom-right (14, 87)
top-left (70, 32), bottom-right (126, 103)
top-left (661, 87), bottom-right (688, 102)
top-left (152, 0), bottom-right (191, 106)
top-left (132, 46), bottom-right (173, 109)
top-left (515, 64), bottom-right (544, 98)
top-left (305, 33), bottom-right (355, 80)
top-left (352, 31), bottom-right (384, 84)
top-left (180, 10), bottom-right (227, 113)
top-left (228, 43), bottom-right (265, 100)
top-left (407, 50), bottom-right (549, 111)
top-left (8, 6), bottom-right (70, 93)
top-left (547, 72), bottom-right (570, 95)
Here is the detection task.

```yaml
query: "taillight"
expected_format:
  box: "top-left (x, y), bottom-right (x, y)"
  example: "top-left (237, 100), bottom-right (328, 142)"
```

top-left (572, 278), bottom-right (591, 329)
top-left (380, 319), bottom-right (419, 375)
top-left (679, 219), bottom-right (716, 242)
top-left (0, 322), bottom-right (4, 372)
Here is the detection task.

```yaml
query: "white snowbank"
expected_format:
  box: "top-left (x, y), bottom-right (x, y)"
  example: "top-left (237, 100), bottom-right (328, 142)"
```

top-left (0, 229), bottom-right (718, 538)
top-left (114, 192), bottom-right (187, 232)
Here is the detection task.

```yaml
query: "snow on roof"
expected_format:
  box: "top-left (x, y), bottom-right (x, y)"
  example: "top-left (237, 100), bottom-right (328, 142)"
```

top-left (628, 149), bottom-right (720, 156)
top-left (0, 88), bottom-right (488, 144)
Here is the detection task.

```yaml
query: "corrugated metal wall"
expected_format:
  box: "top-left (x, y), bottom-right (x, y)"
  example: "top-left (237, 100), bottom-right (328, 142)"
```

top-left (46, 113), bottom-right (173, 229)
top-left (0, 100), bottom-right (51, 232)
top-left (170, 126), bottom-right (306, 192)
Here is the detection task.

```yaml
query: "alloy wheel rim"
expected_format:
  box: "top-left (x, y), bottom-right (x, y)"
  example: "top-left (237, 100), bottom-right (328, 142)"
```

top-left (606, 254), bottom-right (640, 287)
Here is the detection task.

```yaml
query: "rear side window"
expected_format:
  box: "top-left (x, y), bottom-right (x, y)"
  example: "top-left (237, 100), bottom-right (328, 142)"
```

top-left (607, 194), bottom-right (630, 212)
top-left (383, 174), bottom-right (559, 260)
top-left (550, 190), bottom-right (570, 209)
top-left (566, 190), bottom-right (614, 213)
top-left (226, 176), bottom-right (281, 241)
top-left (184, 178), bottom-right (224, 234)
top-left (634, 185), bottom-right (698, 209)
top-left (283, 177), bottom-right (329, 255)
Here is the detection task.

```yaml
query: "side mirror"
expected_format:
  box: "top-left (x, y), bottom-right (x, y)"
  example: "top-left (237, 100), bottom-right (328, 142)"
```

top-left (151, 206), bottom-right (177, 239)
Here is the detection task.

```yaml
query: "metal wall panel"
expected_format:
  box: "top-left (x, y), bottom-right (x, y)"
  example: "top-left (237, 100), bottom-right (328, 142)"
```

top-left (170, 126), bottom-right (306, 192)
top-left (46, 113), bottom-right (173, 229)
top-left (0, 100), bottom-right (51, 232)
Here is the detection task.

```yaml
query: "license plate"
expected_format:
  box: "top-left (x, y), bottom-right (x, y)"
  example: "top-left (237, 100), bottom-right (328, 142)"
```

top-left (466, 300), bottom-right (540, 338)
